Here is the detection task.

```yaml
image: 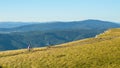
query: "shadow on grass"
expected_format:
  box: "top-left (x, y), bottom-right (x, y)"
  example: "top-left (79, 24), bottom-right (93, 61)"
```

top-left (0, 66), bottom-right (2, 68)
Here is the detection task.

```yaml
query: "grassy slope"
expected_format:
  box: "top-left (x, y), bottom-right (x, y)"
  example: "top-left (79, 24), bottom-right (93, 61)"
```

top-left (0, 28), bottom-right (120, 68)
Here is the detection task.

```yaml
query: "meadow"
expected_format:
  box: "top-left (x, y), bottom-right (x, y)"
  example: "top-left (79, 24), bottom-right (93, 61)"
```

top-left (0, 28), bottom-right (120, 68)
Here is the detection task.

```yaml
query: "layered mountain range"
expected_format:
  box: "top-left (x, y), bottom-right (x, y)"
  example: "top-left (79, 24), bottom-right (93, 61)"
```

top-left (0, 19), bottom-right (120, 51)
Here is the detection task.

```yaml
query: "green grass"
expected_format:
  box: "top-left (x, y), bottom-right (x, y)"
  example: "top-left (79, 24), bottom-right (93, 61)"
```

top-left (0, 28), bottom-right (120, 68)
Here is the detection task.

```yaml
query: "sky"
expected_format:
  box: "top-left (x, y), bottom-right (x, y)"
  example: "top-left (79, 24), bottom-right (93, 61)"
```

top-left (0, 0), bottom-right (120, 23)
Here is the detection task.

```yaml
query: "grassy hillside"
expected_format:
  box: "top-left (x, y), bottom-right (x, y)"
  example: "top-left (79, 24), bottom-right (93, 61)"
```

top-left (0, 28), bottom-right (120, 68)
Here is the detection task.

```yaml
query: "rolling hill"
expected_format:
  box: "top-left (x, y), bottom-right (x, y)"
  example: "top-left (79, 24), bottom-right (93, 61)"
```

top-left (1, 19), bottom-right (120, 32)
top-left (0, 28), bottom-right (120, 68)
top-left (0, 19), bottom-right (120, 51)
top-left (0, 29), bottom-right (102, 51)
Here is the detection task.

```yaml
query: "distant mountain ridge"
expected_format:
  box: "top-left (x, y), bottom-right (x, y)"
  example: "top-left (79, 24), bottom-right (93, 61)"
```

top-left (0, 19), bottom-right (120, 51)
top-left (0, 22), bottom-right (33, 28)
top-left (0, 19), bottom-right (120, 32)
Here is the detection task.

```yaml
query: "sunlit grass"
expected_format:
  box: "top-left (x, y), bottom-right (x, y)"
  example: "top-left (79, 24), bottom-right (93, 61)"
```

top-left (0, 28), bottom-right (120, 68)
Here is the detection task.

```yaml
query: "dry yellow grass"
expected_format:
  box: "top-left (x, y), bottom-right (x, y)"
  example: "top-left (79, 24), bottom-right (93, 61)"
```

top-left (0, 28), bottom-right (120, 68)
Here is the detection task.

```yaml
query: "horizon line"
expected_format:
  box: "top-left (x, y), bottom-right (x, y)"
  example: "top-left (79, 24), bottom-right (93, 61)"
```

top-left (0, 19), bottom-right (119, 23)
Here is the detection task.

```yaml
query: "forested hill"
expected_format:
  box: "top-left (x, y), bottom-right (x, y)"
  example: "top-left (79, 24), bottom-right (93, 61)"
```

top-left (0, 19), bottom-right (120, 51)
top-left (0, 19), bottom-right (120, 32)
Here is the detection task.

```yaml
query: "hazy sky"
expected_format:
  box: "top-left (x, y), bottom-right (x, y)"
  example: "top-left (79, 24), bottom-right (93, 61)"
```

top-left (0, 0), bottom-right (120, 22)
